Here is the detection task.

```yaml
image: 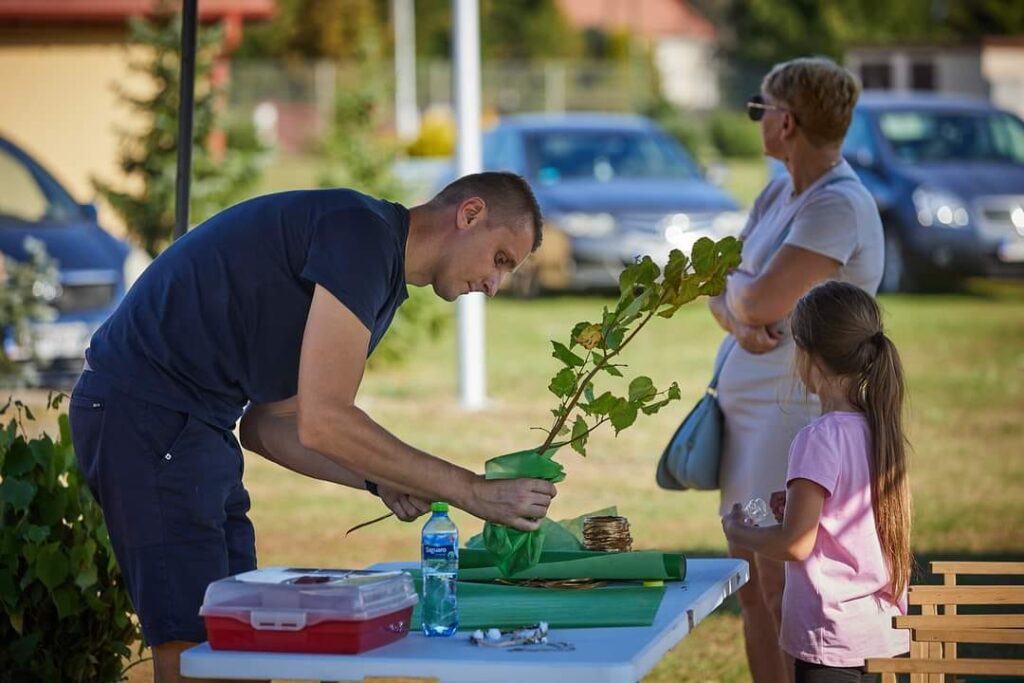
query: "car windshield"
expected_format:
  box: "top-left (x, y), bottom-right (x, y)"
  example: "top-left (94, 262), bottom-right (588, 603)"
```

top-left (0, 144), bottom-right (83, 225)
top-left (524, 129), bottom-right (701, 184)
top-left (878, 110), bottom-right (1024, 164)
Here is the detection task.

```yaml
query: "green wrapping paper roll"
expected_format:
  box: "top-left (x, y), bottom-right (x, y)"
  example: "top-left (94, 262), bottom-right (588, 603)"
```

top-left (457, 548), bottom-right (685, 582)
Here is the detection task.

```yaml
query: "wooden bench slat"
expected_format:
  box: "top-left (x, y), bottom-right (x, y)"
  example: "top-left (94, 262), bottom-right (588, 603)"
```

top-left (912, 627), bottom-right (1024, 644)
top-left (895, 614), bottom-right (1024, 629)
top-left (909, 585), bottom-right (1024, 605)
top-left (930, 561), bottom-right (1024, 576)
top-left (866, 657), bottom-right (1024, 675)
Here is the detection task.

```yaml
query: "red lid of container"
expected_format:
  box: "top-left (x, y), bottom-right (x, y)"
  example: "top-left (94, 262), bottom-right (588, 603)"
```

top-left (199, 567), bottom-right (418, 630)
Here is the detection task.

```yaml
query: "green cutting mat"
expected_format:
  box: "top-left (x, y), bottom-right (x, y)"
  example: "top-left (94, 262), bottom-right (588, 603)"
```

top-left (410, 579), bottom-right (666, 630)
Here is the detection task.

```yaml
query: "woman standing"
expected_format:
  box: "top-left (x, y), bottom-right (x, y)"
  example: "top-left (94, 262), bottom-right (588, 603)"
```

top-left (707, 57), bottom-right (884, 682)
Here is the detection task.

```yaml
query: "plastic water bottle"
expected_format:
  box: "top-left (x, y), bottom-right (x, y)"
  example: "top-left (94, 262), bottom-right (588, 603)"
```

top-left (421, 502), bottom-right (458, 637)
top-left (743, 497), bottom-right (772, 526)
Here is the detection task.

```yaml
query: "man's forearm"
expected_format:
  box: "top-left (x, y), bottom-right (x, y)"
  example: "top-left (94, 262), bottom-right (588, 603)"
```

top-left (240, 403), bottom-right (369, 490)
top-left (297, 401), bottom-right (480, 511)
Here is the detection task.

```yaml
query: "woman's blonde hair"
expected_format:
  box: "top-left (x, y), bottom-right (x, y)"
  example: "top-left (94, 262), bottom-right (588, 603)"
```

top-left (762, 57), bottom-right (861, 146)
top-left (791, 281), bottom-right (912, 602)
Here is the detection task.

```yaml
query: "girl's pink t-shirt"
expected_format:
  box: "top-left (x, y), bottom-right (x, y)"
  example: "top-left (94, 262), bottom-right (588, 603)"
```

top-left (781, 411), bottom-right (910, 667)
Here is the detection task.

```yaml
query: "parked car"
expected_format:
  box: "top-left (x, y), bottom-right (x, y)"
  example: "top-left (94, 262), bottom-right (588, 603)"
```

top-left (841, 92), bottom-right (1024, 291)
top-left (480, 113), bottom-right (745, 295)
top-left (0, 134), bottom-right (148, 382)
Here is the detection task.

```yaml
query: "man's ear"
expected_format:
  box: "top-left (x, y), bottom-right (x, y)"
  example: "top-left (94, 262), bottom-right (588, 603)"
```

top-left (456, 197), bottom-right (487, 231)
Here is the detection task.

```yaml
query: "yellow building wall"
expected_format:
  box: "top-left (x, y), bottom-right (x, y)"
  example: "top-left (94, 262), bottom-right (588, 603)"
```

top-left (0, 27), bottom-right (152, 236)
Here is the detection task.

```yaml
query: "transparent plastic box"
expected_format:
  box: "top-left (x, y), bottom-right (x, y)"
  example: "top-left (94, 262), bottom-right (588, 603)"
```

top-left (199, 567), bottom-right (419, 654)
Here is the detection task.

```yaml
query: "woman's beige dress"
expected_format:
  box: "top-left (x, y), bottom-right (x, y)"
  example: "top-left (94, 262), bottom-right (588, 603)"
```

top-left (716, 160), bottom-right (884, 515)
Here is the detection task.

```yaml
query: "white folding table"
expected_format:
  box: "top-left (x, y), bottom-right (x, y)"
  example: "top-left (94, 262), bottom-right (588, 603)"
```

top-left (181, 557), bottom-right (748, 683)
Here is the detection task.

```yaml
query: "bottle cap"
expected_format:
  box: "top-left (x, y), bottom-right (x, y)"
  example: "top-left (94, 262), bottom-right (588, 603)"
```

top-left (431, 502), bottom-right (449, 513)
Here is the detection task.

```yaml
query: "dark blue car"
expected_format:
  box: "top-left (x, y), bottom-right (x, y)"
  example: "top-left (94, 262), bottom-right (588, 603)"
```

top-left (0, 134), bottom-right (147, 382)
top-left (840, 93), bottom-right (1024, 291)
top-left (481, 113), bottom-right (745, 294)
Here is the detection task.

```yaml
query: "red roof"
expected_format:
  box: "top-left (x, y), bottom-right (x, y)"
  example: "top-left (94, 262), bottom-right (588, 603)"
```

top-left (0, 0), bottom-right (275, 22)
top-left (557, 0), bottom-right (716, 40)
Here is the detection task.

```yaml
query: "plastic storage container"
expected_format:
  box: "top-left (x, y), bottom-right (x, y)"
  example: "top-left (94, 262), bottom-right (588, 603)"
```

top-left (199, 567), bottom-right (418, 654)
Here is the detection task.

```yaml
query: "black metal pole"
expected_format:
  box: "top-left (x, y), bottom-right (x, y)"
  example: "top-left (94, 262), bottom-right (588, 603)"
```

top-left (173, 0), bottom-right (198, 241)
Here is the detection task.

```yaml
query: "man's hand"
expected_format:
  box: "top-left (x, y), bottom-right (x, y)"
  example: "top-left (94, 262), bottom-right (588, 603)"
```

top-left (732, 320), bottom-right (782, 354)
top-left (377, 484), bottom-right (431, 522)
top-left (465, 478), bottom-right (557, 532)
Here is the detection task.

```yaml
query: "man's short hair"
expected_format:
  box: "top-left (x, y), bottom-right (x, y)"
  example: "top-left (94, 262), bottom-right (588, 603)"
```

top-left (430, 171), bottom-right (544, 252)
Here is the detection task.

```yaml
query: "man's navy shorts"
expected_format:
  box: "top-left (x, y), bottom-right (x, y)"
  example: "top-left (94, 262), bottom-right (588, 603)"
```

top-left (69, 370), bottom-right (256, 646)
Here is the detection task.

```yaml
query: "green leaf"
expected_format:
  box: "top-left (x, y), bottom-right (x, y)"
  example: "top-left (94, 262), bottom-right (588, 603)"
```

top-left (604, 327), bottom-right (625, 350)
top-left (0, 478), bottom-right (36, 512)
top-left (52, 584), bottom-right (83, 619)
top-left (618, 261), bottom-right (639, 295)
top-left (29, 436), bottom-right (53, 467)
top-left (8, 632), bottom-right (40, 664)
top-left (23, 524), bottom-right (50, 544)
top-left (691, 236), bottom-right (716, 274)
top-left (628, 376), bottom-right (656, 403)
top-left (668, 381), bottom-right (682, 400)
top-left (0, 570), bottom-right (18, 608)
top-left (35, 543), bottom-right (69, 590)
top-left (33, 488), bottom-right (66, 527)
top-left (58, 412), bottom-right (72, 447)
top-left (551, 341), bottom-right (584, 368)
top-left (3, 441), bottom-right (34, 477)
top-left (587, 391), bottom-right (619, 416)
top-left (569, 321), bottom-right (590, 348)
top-left (74, 564), bottom-right (99, 592)
top-left (583, 382), bottom-right (595, 403)
top-left (570, 416), bottom-right (589, 456)
top-left (634, 255), bottom-right (661, 286)
top-left (609, 399), bottom-right (638, 434)
top-left (547, 367), bottom-right (577, 398)
top-left (664, 248), bottom-right (689, 282)
top-left (602, 364), bottom-right (624, 377)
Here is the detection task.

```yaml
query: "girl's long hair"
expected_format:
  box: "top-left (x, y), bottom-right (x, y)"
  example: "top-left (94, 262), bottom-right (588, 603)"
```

top-left (791, 281), bottom-right (911, 601)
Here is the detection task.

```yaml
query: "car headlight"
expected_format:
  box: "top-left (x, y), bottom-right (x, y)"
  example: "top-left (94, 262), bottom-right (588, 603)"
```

top-left (560, 212), bottom-right (616, 237)
top-left (912, 187), bottom-right (970, 228)
top-left (123, 247), bottom-right (152, 290)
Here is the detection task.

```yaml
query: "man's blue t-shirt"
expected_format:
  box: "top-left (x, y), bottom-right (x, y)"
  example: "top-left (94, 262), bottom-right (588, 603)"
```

top-left (86, 189), bottom-right (410, 430)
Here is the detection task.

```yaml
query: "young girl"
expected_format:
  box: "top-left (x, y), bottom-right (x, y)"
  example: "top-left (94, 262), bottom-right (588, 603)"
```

top-left (722, 280), bottom-right (912, 683)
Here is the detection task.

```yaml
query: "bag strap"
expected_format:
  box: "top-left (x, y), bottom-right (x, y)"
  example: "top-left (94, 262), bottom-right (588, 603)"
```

top-left (708, 173), bottom-right (856, 392)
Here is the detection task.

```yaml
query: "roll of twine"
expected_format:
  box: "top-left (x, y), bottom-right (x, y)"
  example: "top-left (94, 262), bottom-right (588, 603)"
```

top-left (582, 515), bottom-right (632, 552)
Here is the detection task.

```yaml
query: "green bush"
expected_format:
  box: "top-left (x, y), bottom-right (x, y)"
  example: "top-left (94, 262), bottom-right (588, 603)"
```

top-left (709, 110), bottom-right (764, 159)
top-left (0, 396), bottom-right (141, 682)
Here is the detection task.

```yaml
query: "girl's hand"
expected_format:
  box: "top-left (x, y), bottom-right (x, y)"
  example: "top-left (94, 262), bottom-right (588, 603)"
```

top-left (721, 503), bottom-right (749, 539)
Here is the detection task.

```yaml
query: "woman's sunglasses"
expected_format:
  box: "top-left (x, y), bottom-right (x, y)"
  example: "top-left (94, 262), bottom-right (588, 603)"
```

top-left (746, 94), bottom-right (797, 123)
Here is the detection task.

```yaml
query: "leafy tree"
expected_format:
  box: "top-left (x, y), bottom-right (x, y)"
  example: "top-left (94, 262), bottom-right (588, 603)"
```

top-left (236, 0), bottom-right (386, 61)
top-left (94, 15), bottom-right (265, 256)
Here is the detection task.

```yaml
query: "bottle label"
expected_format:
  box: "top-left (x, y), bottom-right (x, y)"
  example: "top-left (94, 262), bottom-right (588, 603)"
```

top-left (422, 544), bottom-right (457, 562)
